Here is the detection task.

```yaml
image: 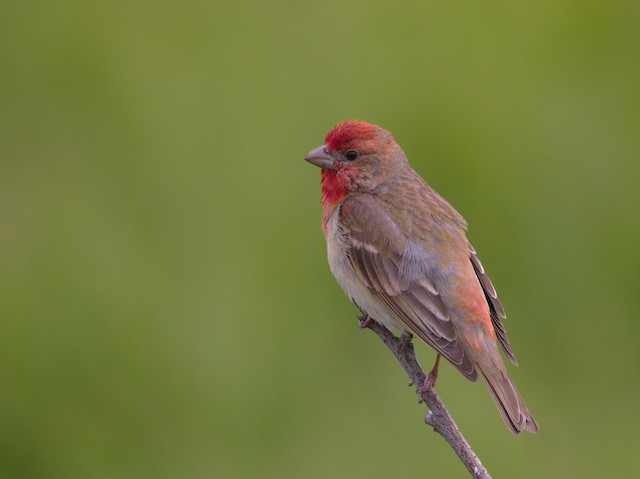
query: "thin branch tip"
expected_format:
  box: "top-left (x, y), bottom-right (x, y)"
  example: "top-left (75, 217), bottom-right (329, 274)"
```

top-left (360, 315), bottom-right (492, 479)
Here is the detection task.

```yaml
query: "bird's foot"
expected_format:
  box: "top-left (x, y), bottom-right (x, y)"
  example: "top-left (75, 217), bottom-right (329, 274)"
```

top-left (357, 313), bottom-right (373, 330)
top-left (419, 354), bottom-right (441, 397)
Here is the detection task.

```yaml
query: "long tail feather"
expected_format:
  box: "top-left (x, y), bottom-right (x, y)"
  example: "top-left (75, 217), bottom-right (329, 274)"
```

top-left (477, 365), bottom-right (539, 434)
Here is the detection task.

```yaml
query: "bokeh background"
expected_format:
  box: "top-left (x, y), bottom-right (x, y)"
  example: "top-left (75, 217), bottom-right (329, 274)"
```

top-left (2, 1), bottom-right (639, 477)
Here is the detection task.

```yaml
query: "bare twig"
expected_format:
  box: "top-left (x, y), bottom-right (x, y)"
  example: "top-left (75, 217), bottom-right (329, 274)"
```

top-left (362, 316), bottom-right (491, 479)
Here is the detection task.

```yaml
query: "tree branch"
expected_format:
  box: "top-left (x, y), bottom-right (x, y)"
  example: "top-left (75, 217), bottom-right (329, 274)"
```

top-left (362, 316), bottom-right (492, 479)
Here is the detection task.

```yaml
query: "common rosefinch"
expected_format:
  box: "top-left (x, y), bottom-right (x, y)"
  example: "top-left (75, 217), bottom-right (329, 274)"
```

top-left (305, 120), bottom-right (538, 434)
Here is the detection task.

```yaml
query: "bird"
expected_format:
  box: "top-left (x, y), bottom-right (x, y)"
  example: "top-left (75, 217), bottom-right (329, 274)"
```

top-left (304, 120), bottom-right (538, 434)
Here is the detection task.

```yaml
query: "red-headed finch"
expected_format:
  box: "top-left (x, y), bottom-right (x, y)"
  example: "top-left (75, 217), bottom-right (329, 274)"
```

top-left (305, 120), bottom-right (538, 434)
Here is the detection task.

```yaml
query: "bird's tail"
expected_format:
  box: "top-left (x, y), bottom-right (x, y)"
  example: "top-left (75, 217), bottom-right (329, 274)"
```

top-left (477, 364), bottom-right (539, 434)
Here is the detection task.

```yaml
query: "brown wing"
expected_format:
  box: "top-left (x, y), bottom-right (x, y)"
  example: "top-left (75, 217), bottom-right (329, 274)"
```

top-left (468, 244), bottom-right (517, 365)
top-left (341, 197), bottom-right (477, 381)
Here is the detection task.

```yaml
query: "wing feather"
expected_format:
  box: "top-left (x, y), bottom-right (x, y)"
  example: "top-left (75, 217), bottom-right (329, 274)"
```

top-left (468, 244), bottom-right (517, 365)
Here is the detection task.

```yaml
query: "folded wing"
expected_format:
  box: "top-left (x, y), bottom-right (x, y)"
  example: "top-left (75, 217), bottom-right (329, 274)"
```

top-left (341, 197), bottom-right (477, 381)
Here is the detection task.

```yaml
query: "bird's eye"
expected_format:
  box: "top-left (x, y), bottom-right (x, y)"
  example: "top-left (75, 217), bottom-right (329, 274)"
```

top-left (345, 149), bottom-right (359, 161)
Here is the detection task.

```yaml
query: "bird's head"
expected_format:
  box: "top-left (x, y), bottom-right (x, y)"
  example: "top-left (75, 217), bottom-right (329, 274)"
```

top-left (305, 120), bottom-right (406, 209)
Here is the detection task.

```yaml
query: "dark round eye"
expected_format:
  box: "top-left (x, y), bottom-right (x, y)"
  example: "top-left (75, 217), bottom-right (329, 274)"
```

top-left (345, 149), bottom-right (359, 161)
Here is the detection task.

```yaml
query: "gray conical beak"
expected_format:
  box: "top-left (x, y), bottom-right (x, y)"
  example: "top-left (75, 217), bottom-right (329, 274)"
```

top-left (304, 145), bottom-right (335, 170)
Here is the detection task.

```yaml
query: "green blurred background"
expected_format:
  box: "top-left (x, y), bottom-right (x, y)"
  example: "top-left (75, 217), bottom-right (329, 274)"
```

top-left (1, 1), bottom-right (639, 477)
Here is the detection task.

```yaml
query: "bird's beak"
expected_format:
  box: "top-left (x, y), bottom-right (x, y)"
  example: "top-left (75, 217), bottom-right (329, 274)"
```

top-left (304, 145), bottom-right (335, 170)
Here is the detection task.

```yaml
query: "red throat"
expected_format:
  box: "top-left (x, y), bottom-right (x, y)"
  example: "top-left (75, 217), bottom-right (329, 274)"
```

top-left (320, 168), bottom-right (351, 229)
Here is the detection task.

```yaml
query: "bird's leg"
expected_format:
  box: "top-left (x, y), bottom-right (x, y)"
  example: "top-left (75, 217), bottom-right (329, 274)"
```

top-left (420, 354), bottom-right (441, 394)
